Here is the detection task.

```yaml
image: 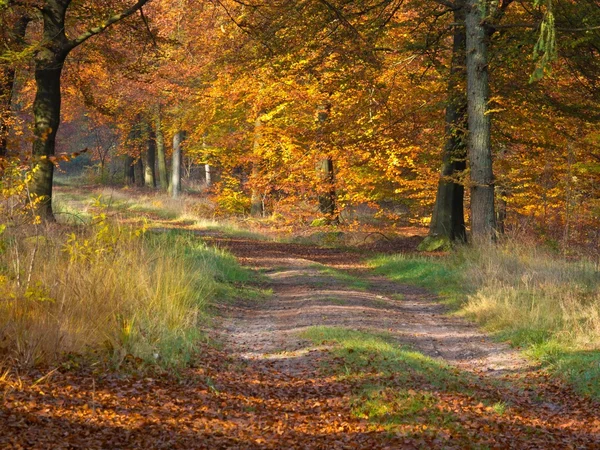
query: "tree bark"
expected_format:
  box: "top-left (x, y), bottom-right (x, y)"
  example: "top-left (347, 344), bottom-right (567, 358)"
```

top-left (134, 156), bottom-right (144, 187)
top-left (143, 120), bottom-right (156, 188)
top-left (315, 102), bottom-right (337, 221)
top-left (0, 14), bottom-right (29, 157)
top-left (125, 155), bottom-right (135, 185)
top-left (466, 0), bottom-right (497, 241)
top-left (250, 116), bottom-right (264, 217)
top-left (426, 1), bottom-right (468, 248)
top-left (27, 0), bottom-right (151, 220)
top-left (171, 130), bottom-right (185, 198)
top-left (205, 164), bottom-right (212, 186)
top-left (154, 104), bottom-right (169, 191)
top-left (31, 49), bottom-right (66, 220)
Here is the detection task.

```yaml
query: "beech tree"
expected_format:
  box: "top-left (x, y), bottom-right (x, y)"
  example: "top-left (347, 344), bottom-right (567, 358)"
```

top-left (23, 0), bottom-right (153, 220)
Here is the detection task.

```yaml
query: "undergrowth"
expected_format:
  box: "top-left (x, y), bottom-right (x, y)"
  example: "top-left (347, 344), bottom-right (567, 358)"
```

top-left (0, 215), bottom-right (253, 369)
top-left (370, 242), bottom-right (600, 397)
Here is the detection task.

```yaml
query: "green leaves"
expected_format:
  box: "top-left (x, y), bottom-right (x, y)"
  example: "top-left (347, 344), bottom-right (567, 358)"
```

top-left (530, 2), bottom-right (557, 83)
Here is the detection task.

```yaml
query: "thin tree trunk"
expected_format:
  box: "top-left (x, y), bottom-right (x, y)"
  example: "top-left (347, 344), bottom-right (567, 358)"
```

top-left (205, 164), bottom-right (212, 186)
top-left (496, 145), bottom-right (507, 234)
top-left (154, 104), bottom-right (168, 191)
top-left (315, 102), bottom-right (337, 221)
top-left (171, 130), bottom-right (185, 198)
top-left (250, 116), bottom-right (264, 217)
top-left (143, 120), bottom-right (156, 188)
top-left (424, 2), bottom-right (467, 250)
top-left (0, 15), bottom-right (29, 157)
top-left (466, 0), bottom-right (496, 241)
top-left (125, 155), bottom-right (135, 185)
top-left (134, 157), bottom-right (144, 188)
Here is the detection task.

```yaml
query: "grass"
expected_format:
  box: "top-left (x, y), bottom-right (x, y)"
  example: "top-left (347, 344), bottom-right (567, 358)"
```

top-left (300, 327), bottom-right (478, 437)
top-left (310, 264), bottom-right (370, 290)
top-left (370, 254), bottom-right (463, 305)
top-left (370, 242), bottom-right (600, 398)
top-left (0, 216), bottom-right (257, 370)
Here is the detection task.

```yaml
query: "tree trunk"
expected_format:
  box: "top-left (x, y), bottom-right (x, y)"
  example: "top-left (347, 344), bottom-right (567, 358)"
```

top-left (0, 15), bottom-right (29, 157)
top-left (205, 164), bottom-right (212, 186)
top-left (30, 48), bottom-right (66, 221)
top-left (171, 130), bottom-right (185, 198)
top-left (466, 0), bottom-right (496, 241)
top-left (154, 104), bottom-right (168, 191)
top-left (425, 2), bottom-right (468, 250)
top-left (125, 155), bottom-right (135, 185)
top-left (26, 0), bottom-right (151, 219)
top-left (143, 120), bottom-right (156, 188)
top-left (134, 157), bottom-right (144, 187)
top-left (315, 102), bottom-right (337, 221)
top-left (250, 116), bottom-right (264, 217)
top-left (0, 66), bottom-right (16, 158)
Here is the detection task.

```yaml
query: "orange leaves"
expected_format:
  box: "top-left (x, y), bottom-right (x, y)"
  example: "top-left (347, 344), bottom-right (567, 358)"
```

top-left (41, 148), bottom-right (88, 166)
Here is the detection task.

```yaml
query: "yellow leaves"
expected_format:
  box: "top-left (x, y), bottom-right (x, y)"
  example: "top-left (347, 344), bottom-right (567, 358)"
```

top-left (40, 149), bottom-right (88, 167)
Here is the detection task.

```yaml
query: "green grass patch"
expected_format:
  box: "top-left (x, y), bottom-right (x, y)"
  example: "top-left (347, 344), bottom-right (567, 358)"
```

top-left (369, 254), bottom-right (464, 305)
top-left (300, 327), bottom-right (471, 431)
top-left (310, 264), bottom-right (369, 290)
top-left (369, 245), bottom-right (600, 399)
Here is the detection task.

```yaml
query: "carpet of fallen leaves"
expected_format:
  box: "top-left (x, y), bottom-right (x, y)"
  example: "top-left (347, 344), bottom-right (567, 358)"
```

top-left (2, 234), bottom-right (600, 449)
top-left (2, 344), bottom-right (600, 449)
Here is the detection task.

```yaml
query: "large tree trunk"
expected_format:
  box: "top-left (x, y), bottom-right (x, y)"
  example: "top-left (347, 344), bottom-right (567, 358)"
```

top-left (422, 2), bottom-right (467, 251)
top-left (250, 116), bottom-right (264, 217)
top-left (466, 0), bottom-right (496, 241)
top-left (315, 102), bottom-right (337, 221)
top-left (30, 48), bottom-right (66, 221)
top-left (171, 130), bottom-right (185, 198)
top-left (26, 0), bottom-right (151, 219)
top-left (143, 120), bottom-right (156, 188)
top-left (154, 104), bottom-right (168, 191)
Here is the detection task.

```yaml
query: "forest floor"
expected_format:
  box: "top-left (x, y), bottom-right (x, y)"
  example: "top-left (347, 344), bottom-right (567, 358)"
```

top-left (2, 187), bottom-right (600, 449)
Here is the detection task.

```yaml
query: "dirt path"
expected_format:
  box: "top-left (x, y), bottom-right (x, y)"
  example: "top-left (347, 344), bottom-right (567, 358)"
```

top-left (3, 232), bottom-right (600, 449)
top-left (218, 239), bottom-right (528, 376)
top-left (211, 235), bottom-right (600, 448)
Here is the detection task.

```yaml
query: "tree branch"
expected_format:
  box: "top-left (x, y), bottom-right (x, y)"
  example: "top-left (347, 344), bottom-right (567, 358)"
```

top-left (67, 0), bottom-right (152, 51)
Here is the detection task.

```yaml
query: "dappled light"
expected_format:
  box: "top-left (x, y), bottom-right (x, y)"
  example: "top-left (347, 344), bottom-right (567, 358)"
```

top-left (2, 0), bottom-right (600, 447)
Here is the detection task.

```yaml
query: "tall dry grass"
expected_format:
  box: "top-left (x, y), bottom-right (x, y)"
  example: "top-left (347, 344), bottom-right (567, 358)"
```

top-left (460, 241), bottom-right (600, 349)
top-left (0, 220), bottom-right (241, 368)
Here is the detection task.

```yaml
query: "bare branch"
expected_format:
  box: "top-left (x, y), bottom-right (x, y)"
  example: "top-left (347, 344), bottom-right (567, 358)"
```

top-left (67, 0), bottom-right (152, 51)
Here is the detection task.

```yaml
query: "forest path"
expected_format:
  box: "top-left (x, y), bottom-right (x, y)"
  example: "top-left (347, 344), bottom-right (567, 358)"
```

top-left (206, 233), bottom-right (600, 448)
top-left (3, 226), bottom-right (600, 449)
top-left (214, 236), bottom-right (528, 376)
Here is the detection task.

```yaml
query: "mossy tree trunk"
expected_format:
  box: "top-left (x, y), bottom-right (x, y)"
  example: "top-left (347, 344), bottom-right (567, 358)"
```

top-left (466, 0), bottom-right (497, 241)
top-left (423, 1), bottom-right (467, 251)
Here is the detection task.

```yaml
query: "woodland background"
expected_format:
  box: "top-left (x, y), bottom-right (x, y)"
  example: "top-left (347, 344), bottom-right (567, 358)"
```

top-left (1, 0), bottom-right (598, 253)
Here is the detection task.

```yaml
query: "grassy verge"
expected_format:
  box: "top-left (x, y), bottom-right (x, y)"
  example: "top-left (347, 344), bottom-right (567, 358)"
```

top-left (301, 326), bottom-right (509, 445)
top-left (0, 217), bottom-right (258, 370)
top-left (370, 243), bottom-right (600, 397)
top-left (310, 264), bottom-right (370, 290)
